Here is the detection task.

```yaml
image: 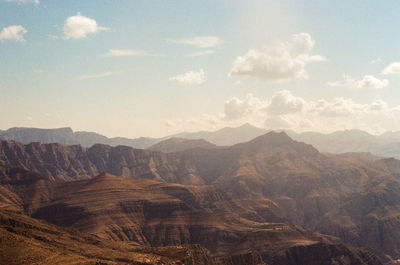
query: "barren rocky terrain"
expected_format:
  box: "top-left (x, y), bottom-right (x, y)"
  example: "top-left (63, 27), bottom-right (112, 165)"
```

top-left (1, 131), bottom-right (400, 263)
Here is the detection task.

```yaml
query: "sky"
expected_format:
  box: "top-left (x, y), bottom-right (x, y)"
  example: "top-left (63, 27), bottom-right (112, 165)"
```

top-left (2, 0), bottom-right (400, 138)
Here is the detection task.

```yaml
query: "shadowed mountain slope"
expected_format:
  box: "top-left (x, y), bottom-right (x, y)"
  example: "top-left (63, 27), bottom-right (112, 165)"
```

top-left (1, 133), bottom-right (400, 262)
top-left (0, 171), bottom-right (383, 265)
top-left (0, 208), bottom-right (219, 265)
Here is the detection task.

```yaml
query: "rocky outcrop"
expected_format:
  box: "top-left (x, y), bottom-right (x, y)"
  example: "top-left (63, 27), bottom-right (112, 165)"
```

top-left (0, 208), bottom-right (219, 265)
top-left (263, 242), bottom-right (383, 265)
top-left (0, 172), bottom-right (384, 265)
top-left (216, 252), bottom-right (266, 265)
top-left (1, 133), bottom-right (400, 262)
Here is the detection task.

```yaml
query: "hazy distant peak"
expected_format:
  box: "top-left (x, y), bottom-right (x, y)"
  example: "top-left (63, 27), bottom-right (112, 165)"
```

top-left (218, 123), bottom-right (264, 132)
top-left (330, 129), bottom-right (375, 137)
top-left (245, 131), bottom-right (295, 146)
top-left (6, 126), bottom-right (74, 133)
top-left (237, 122), bottom-right (257, 129)
top-left (234, 130), bottom-right (321, 157)
top-left (148, 137), bottom-right (216, 153)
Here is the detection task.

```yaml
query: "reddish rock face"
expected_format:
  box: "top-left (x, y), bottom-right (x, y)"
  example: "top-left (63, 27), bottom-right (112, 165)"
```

top-left (1, 132), bottom-right (400, 263)
top-left (0, 169), bottom-right (384, 265)
top-left (0, 208), bottom-right (220, 265)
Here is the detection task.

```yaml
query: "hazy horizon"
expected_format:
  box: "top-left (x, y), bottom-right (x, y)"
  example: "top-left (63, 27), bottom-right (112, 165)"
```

top-left (1, 122), bottom-right (397, 139)
top-left (3, 1), bottom-right (400, 138)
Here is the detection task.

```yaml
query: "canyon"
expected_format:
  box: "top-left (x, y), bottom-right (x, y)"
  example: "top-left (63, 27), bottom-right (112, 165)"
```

top-left (1, 131), bottom-right (400, 263)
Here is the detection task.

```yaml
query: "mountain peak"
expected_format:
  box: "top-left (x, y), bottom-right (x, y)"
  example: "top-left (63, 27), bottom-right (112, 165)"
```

top-left (249, 130), bottom-right (294, 144)
top-left (238, 122), bottom-right (255, 129)
top-left (148, 137), bottom-right (216, 153)
top-left (234, 130), bottom-right (320, 156)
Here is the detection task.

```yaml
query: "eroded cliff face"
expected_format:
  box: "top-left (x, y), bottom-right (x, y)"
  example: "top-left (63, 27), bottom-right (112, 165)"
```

top-left (216, 252), bottom-right (266, 265)
top-left (262, 242), bottom-right (383, 265)
top-left (0, 208), bottom-right (219, 265)
top-left (0, 170), bottom-right (384, 265)
top-left (1, 133), bottom-right (399, 263)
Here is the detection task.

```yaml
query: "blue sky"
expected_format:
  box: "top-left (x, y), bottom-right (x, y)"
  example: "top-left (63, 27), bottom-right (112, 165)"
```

top-left (2, 0), bottom-right (400, 137)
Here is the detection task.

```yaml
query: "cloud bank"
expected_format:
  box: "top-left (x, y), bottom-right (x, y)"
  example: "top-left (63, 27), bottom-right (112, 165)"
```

top-left (229, 33), bottom-right (326, 82)
top-left (328, 75), bottom-right (389, 89)
top-left (166, 90), bottom-right (400, 135)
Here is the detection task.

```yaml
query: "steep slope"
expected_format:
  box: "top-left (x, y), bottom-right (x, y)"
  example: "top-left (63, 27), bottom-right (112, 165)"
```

top-left (4, 172), bottom-right (305, 256)
top-left (0, 208), bottom-right (218, 265)
top-left (2, 133), bottom-right (400, 262)
top-left (0, 139), bottom-right (185, 182)
top-left (0, 172), bottom-right (383, 265)
top-left (148, 137), bottom-right (216, 153)
top-left (178, 133), bottom-right (400, 262)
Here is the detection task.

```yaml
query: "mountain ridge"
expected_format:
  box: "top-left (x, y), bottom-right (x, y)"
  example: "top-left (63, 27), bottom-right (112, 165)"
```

top-left (2, 132), bottom-right (400, 262)
top-left (5, 125), bottom-right (400, 158)
top-left (0, 170), bottom-right (384, 265)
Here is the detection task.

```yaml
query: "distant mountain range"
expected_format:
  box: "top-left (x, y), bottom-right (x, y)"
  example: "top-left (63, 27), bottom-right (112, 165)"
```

top-left (285, 129), bottom-right (400, 158)
top-left (0, 123), bottom-right (266, 149)
top-left (3, 124), bottom-right (400, 158)
top-left (0, 127), bottom-right (161, 149)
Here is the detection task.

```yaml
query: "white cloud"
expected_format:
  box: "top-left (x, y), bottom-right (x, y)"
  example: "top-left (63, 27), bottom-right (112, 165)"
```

top-left (224, 94), bottom-right (266, 120)
top-left (105, 49), bottom-right (150, 57)
top-left (63, 13), bottom-right (108, 39)
top-left (310, 98), bottom-right (366, 117)
top-left (76, 71), bottom-right (117, 80)
top-left (187, 50), bottom-right (215, 57)
top-left (170, 36), bottom-right (221, 49)
top-left (4, 0), bottom-right (39, 4)
top-left (229, 33), bottom-right (326, 82)
top-left (0, 25), bottom-right (27, 42)
top-left (166, 90), bottom-right (400, 135)
top-left (357, 75), bottom-right (389, 89)
top-left (328, 74), bottom-right (389, 89)
top-left (383, 62), bottom-right (400, 75)
top-left (168, 69), bottom-right (206, 85)
top-left (266, 90), bottom-right (306, 115)
top-left (369, 99), bottom-right (388, 111)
